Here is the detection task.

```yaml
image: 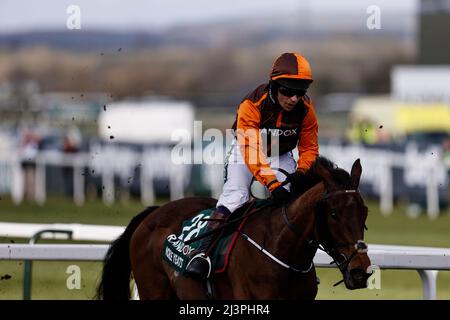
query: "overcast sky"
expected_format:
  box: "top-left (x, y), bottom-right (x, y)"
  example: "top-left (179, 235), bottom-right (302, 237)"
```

top-left (0, 0), bottom-right (418, 33)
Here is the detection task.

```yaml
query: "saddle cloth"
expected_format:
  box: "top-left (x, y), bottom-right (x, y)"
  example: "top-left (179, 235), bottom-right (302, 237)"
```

top-left (162, 199), bottom-right (271, 276)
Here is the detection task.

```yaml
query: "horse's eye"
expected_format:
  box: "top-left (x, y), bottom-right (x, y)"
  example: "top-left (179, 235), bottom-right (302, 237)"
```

top-left (330, 212), bottom-right (338, 220)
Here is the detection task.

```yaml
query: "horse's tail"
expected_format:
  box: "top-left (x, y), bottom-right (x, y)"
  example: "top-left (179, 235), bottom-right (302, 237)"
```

top-left (96, 206), bottom-right (159, 300)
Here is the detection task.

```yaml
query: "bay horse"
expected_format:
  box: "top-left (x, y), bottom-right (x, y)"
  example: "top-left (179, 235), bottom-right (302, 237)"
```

top-left (96, 157), bottom-right (371, 300)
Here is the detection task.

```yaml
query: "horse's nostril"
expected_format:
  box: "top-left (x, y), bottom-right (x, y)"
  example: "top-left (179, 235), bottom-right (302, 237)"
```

top-left (350, 269), bottom-right (367, 282)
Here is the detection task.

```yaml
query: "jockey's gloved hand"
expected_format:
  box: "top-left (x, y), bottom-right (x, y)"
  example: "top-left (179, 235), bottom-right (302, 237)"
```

top-left (270, 185), bottom-right (291, 204)
top-left (288, 170), bottom-right (309, 194)
top-left (289, 170), bottom-right (306, 183)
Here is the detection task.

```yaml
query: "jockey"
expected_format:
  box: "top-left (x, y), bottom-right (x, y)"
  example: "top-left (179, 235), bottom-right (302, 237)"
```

top-left (185, 52), bottom-right (319, 278)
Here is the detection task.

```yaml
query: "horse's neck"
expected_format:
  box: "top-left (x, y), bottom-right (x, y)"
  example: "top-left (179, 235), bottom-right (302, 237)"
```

top-left (272, 182), bottom-right (325, 265)
top-left (288, 182), bottom-right (325, 230)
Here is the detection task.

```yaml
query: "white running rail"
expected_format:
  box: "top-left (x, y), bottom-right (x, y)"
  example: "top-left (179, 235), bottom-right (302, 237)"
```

top-left (1, 243), bottom-right (449, 300)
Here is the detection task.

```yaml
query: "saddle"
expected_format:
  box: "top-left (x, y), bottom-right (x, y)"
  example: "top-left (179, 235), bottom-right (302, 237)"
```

top-left (162, 199), bottom-right (271, 276)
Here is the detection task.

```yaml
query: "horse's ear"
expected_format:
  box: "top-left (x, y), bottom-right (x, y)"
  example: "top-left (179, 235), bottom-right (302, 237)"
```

top-left (350, 158), bottom-right (362, 188)
top-left (315, 162), bottom-right (336, 189)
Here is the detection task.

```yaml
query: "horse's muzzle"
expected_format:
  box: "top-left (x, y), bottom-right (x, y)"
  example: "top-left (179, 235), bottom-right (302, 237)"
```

top-left (345, 268), bottom-right (371, 290)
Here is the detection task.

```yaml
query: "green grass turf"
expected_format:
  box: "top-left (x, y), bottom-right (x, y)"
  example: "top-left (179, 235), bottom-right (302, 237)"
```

top-left (0, 196), bottom-right (449, 299)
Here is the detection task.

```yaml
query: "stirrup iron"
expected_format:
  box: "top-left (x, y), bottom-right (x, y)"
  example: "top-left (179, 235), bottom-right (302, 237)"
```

top-left (186, 253), bottom-right (212, 278)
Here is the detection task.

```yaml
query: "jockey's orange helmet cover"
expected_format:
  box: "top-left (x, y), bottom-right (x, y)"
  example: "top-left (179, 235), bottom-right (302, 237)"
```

top-left (270, 52), bottom-right (313, 90)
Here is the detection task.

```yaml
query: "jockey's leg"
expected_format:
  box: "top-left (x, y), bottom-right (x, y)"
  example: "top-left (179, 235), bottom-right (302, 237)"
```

top-left (185, 140), bottom-right (253, 278)
top-left (216, 138), bottom-right (254, 212)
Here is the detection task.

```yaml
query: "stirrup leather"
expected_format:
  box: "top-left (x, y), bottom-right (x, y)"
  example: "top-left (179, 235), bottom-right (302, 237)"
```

top-left (186, 253), bottom-right (212, 278)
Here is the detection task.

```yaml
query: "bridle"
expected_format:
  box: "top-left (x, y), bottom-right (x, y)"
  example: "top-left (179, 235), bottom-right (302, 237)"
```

top-left (316, 189), bottom-right (368, 267)
top-left (284, 188), bottom-right (369, 285)
top-left (240, 169), bottom-right (369, 282)
top-left (238, 187), bottom-right (368, 277)
top-left (306, 189), bottom-right (368, 286)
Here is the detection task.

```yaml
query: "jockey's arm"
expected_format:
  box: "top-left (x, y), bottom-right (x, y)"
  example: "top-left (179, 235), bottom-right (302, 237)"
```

top-left (235, 99), bottom-right (282, 191)
top-left (297, 98), bottom-right (319, 172)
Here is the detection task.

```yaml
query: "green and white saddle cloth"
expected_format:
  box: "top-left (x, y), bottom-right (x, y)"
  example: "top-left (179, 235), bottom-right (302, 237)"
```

top-left (162, 208), bottom-right (215, 274)
top-left (162, 199), bottom-right (272, 276)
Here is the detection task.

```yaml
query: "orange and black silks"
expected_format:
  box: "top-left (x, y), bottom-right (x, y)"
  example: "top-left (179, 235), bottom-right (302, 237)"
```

top-left (231, 53), bottom-right (318, 192)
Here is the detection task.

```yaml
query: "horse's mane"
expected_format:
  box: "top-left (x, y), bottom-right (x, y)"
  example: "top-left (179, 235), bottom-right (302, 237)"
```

top-left (290, 156), bottom-right (352, 197)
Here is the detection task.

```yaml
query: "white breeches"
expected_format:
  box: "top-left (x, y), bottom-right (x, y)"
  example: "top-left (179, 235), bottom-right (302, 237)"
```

top-left (216, 139), bottom-right (297, 213)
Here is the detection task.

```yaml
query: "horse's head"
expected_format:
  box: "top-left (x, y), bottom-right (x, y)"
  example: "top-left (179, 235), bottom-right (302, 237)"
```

top-left (313, 158), bottom-right (371, 290)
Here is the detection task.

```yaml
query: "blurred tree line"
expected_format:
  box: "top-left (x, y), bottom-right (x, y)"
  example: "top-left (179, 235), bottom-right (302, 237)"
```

top-left (0, 34), bottom-right (414, 109)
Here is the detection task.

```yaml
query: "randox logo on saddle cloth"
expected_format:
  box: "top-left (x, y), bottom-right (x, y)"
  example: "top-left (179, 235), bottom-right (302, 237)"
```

top-left (162, 200), bottom-right (271, 276)
top-left (162, 208), bottom-right (243, 276)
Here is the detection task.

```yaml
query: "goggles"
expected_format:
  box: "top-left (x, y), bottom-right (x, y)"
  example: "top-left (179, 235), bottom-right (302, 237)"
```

top-left (278, 85), bottom-right (306, 98)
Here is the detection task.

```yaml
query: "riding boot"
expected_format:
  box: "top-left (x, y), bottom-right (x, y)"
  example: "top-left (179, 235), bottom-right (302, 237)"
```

top-left (185, 208), bottom-right (229, 278)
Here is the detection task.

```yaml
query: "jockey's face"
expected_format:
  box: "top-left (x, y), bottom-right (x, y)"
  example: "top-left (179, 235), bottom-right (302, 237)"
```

top-left (277, 89), bottom-right (300, 112)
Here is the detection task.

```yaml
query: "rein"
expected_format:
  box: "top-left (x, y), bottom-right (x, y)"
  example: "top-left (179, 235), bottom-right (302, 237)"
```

top-left (237, 230), bottom-right (314, 273)
top-left (186, 172), bottom-right (369, 284)
top-left (238, 188), bottom-right (368, 281)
